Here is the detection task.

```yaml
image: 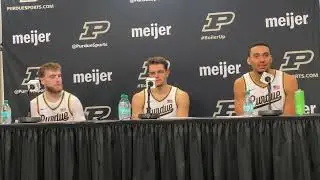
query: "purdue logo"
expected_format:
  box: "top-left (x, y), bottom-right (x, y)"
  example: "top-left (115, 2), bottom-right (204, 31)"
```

top-left (202, 12), bottom-right (235, 32)
top-left (280, 50), bottom-right (314, 71)
top-left (84, 106), bottom-right (111, 120)
top-left (79, 21), bottom-right (111, 40)
top-left (213, 100), bottom-right (235, 116)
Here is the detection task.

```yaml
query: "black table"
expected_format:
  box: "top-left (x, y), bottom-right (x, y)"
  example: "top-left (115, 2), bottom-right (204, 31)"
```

top-left (0, 115), bottom-right (320, 180)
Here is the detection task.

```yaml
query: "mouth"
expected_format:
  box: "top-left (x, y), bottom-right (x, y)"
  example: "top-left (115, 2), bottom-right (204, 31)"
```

top-left (258, 65), bottom-right (267, 69)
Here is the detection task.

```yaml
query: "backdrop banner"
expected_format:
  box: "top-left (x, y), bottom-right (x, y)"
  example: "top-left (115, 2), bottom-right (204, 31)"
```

top-left (1, 0), bottom-right (320, 119)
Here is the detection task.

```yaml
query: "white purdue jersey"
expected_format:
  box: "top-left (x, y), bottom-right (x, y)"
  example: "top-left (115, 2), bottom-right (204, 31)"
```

top-left (243, 70), bottom-right (285, 115)
top-left (144, 86), bottom-right (177, 119)
top-left (30, 91), bottom-right (86, 122)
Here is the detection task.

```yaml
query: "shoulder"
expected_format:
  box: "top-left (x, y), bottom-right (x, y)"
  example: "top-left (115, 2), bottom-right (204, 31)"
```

top-left (234, 76), bottom-right (245, 87)
top-left (65, 91), bottom-right (82, 104)
top-left (282, 71), bottom-right (296, 81)
top-left (281, 71), bottom-right (298, 88)
top-left (233, 76), bottom-right (246, 94)
top-left (133, 89), bottom-right (145, 99)
top-left (30, 93), bottom-right (43, 104)
top-left (132, 89), bottom-right (145, 103)
top-left (174, 86), bottom-right (189, 100)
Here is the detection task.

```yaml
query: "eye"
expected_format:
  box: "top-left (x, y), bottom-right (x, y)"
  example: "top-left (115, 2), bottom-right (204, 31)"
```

top-left (263, 53), bottom-right (270, 57)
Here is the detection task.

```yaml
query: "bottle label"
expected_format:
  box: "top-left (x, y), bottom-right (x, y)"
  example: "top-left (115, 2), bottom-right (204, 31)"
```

top-left (119, 107), bottom-right (131, 120)
top-left (119, 108), bottom-right (130, 114)
top-left (1, 112), bottom-right (8, 118)
top-left (294, 89), bottom-right (305, 115)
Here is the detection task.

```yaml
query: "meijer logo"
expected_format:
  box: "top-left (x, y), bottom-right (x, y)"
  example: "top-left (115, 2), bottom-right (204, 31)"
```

top-left (131, 23), bottom-right (172, 39)
top-left (199, 61), bottom-right (241, 78)
top-left (73, 69), bottom-right (112, 85)
top-left (12, 30), bottom-right (51, 46)
top-left (265, 12), bottom-right (309, 29)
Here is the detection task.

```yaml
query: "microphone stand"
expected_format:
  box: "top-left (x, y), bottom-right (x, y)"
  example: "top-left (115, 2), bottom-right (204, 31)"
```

top-left (258, 78), bottom-right (283, 116)
top-left (138, 81), bottom-right (160, 119)
top-left (16, 84), bottom-right (41, 123)
top-left (146, 86), bottom-right (152, 114)
top-left (267, 82), bottom-right (272, 111)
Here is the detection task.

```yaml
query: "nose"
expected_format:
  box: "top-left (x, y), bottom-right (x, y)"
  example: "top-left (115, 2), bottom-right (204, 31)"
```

top-left (56, 76), bottom-right (62, 82)
top-left (258, 56), bottom-right (266, 62)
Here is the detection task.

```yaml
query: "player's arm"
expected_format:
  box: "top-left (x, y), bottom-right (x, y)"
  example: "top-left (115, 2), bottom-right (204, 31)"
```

top-left (70, 95), bottom-right (86, 121)
top-left (234, 77), bottom-right (246, 116)
top-left (30, 98), bottom-right (40, 117)
top-left (176, 89), bottom-right (190, 118)
top-left (131, 90), bottom-right (145, 120)
top-left (283, 73), bottom-right (298, 115)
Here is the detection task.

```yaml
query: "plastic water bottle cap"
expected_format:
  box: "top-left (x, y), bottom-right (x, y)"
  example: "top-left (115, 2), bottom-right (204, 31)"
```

top-left (4, 100), bottom-right (8, 104)
top-left (121, 94), bottom-right (128, 99)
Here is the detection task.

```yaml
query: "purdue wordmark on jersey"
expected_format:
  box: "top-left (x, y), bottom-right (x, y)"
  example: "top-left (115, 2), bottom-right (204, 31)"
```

top-left (144, 86), bottom-right (177, 119)
top-left (37, 91), bottom-right (74, 122)
top-left (243, 70), bottom-right (285, 115)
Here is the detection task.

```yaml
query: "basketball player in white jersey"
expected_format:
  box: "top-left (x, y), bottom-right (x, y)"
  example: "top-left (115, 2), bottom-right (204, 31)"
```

top-left (234, 42), bottom-right (298, 115)
top-left (30, 62), bottom-right (86, 122)
top-left (131, 56), bottom-right (190, 119)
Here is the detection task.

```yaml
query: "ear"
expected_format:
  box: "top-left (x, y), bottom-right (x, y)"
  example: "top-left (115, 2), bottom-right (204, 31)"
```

top-left (247, 57), bottom-right (251, 65)
top-left (40, 77), bottom-right (45, 86)
top-left (166, 69), bottom-right (170, 77)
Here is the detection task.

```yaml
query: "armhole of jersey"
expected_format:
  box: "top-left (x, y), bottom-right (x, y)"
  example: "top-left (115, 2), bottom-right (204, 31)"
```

top-left (175, 87), bottom-right (178, 108)
top-left (142, 89), bottom-right (146, 110)
top-left (242, 76), bottom-right (247, 92)
top-left (37, 96), bottom-right (39, 114)
top-left (282, 71), bottom-right (286, 96)
top-left (68, 94), bottom-right (73, 116)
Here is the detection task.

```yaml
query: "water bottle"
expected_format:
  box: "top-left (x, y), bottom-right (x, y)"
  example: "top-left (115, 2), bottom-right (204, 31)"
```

top-left (118, 94), bottom-right (131, 120)
top-left (243, 90), bottom-right (254, 116)
top-left (294, 89), bottom-right (305, 116)
top-left (1, 100), bottom-right (12, 124)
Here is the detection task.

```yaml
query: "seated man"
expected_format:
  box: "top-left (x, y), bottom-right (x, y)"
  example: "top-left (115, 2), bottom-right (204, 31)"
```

top-left (30, 62), bottom-right (86, 122)
top-left (131, 56), bottom-right (190, 119)
top-left (233, 42), bottom-right (298, 115)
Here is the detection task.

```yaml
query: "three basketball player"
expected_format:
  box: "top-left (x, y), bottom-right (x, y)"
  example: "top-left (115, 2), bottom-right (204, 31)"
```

top-left (30, 43), bottom-right (297, 121)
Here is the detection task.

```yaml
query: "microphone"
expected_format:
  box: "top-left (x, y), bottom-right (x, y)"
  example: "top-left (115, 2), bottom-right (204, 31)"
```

top-left (148, 81), bottom-right (154, 88)
top-left (26, 79), bottom-right (41, 105)
top-left (260, 72), bottom-right (274, 85)
top-left (138, 78), bottom-right (160, 119)
top-left (146, 77), bottom-right (156, 89)
top-left (258, 72), bottom-right (282, 116)
top-left (265, 76), bottom-right (271, 83)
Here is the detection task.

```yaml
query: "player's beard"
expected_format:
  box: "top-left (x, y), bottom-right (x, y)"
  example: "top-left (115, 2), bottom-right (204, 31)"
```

top-left (46, 85), bottom-right (63, 94)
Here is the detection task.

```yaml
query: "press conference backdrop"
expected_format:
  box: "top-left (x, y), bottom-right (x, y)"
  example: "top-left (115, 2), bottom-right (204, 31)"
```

top-left (1, 0), bottom-right (320, 119)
